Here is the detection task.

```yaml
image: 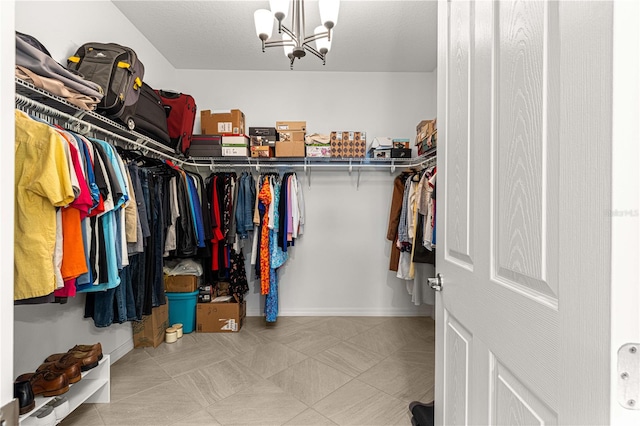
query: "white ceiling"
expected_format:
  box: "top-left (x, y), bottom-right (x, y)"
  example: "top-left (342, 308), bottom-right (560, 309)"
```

top-left (112, 0), bottom-right (438, 73)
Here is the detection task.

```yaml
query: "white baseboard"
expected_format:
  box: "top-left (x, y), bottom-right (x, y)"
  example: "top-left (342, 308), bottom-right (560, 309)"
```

top-left (246, 305), bottom-right (433, 317)
top-left (108, 339), bottom-right (134, 364)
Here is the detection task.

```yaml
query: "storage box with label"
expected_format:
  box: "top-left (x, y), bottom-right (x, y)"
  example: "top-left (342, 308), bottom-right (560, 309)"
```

top-left (164, 275), bottom-right (198, 293)
top-left (278, 130), bottom-right (305, 142)
top-left (201, 109), bottom-right (245, 135)
top-left (392, 138), bottom-right (411, 149)
top-left (189, 134), bottom-right (222, 157)
top-left (275, 140), bottom-right (305, 157)
top-left (196, 299), bottom-right (246, 332)
top-left (251, 146), bottom-right (275, 157)
top-left (276, 121), bottom-right (306, 132)
top-left (250, 135), bottom-right (276, 146)
top-left (306, 145), bottom-right (332, 157)
top-left (133, 302), bottom-right (169, 348)
top-left (221, 134), bottom-right (249, 146)
top-left (249, 127), bottom-right (278, 144)
top-left (222, 146), bottom-right (249, 157)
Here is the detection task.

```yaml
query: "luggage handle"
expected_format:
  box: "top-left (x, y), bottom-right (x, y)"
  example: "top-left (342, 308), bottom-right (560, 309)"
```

top-left (163, 105), bottom-right (172, 118)
top-left (158, 90), bottom-right (181, 99)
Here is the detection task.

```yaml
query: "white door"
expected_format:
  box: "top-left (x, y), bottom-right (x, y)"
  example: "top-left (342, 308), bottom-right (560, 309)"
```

top-left (435, 1), bottom-right (640, 425)
top-left (0, 0), bottom-right (16, 422)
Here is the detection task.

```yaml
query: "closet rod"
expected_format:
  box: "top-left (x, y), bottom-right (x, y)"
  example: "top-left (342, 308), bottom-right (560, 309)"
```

top-left (15, 94), bottom-right (191, 166)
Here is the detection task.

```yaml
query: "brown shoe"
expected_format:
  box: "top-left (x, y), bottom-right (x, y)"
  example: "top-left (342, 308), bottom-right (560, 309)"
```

top-left (36, 359), bottom-right (81, 384)
top-left (69, 343), bottom-right (102, 360)
top-left (16, 371), bottom-right (69, 397)
top-left (44, 351), bottom-right (99, 372)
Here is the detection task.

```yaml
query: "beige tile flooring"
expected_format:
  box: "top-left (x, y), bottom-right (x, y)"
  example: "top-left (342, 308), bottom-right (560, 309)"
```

top-left (60, 316), bottom-right (435, 426)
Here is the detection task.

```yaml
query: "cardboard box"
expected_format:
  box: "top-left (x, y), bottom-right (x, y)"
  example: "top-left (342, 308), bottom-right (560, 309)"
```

top-left (251, 146), bottom-right (275, 158)
top-left (201, 109), bottom-right (245, 135)
top-left (132, 302), bottom-right (169, 348)
top-left (305, 145), bottom-right (332, 157)
top-left (276, 121), bottom-right (306, 132)
top-left (353, 131), bottom-right (366, 158)
top-left (164, 275), bottom-right (198, 293)
top-left (330, 131), bottom-right (343, 157)
top-left (196, 300), bottom-right (246, 332)
top-left (330, 131), bottom-right (366, 158)
top-left (222, 146), bottom-right (249, 157)
top-left (278, 131), bottom-right (305, 142)
top-left (416, 119), bottom-right (435, 144)
top-left (275, 140), bottom-right (305, 157)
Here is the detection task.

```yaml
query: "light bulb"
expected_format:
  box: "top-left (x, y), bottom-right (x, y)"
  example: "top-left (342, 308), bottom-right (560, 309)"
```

top-left (319, 0), bottom-right (340, 29)
top-left (254, 9), bottom-right (274, 40)
top-left (314, 26), bottom-right (331, 54)
top-left (283, 33), bottom-right (294, 58)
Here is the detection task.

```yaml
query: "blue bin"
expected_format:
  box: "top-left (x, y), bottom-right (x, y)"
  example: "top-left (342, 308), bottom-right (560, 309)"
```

top-left (166, 291), bottom-right (199, 333)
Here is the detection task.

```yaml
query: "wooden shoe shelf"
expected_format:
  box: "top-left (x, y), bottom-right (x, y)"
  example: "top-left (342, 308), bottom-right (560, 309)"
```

top-left (18, 354), bottom-right (110, 425)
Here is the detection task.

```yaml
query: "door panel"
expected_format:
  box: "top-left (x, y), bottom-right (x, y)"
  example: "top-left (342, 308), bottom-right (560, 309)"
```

top-left (436, 1), bottom-right (613, 424)
top-left (493, 0), bottom-right (559, 300)
top-left (445, 0), bottom-right (474, 269)
top-left (492, 359), bottom-right (557, 425)
top-left (443, 313), bottom-right (471, 425)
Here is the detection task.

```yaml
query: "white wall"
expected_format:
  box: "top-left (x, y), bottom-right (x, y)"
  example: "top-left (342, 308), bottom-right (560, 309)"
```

top-left (15, 0), bottom-right (176, 88)
top-left (176, 69), bottom-right (437, 317)
top-left (13, 0), bottom-right (176, 377)
top-left (1, 0), bottom-right (15, 409)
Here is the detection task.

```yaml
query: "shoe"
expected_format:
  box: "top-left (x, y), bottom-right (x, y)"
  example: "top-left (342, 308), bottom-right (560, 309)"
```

top-left (36, 359), bottom-right (81, 384)
top-left (46, 396), bottom-right (69, 422)
top-left (13, 379), bottom-right (35, 415)
top-left (68, 343), bottom-right (103, 361)
top-left (15, 371), bottom-right (69, 397)
top-left (409, 400), bottom-right (434, 426)
top-left (44, 351), bottom-right (99, 371)
top-left (21, 405), bottom-right (56, 426)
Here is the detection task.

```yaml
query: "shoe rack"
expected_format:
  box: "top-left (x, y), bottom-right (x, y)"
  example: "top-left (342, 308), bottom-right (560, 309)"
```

top-left (19, 355), bottom-right (110, 425)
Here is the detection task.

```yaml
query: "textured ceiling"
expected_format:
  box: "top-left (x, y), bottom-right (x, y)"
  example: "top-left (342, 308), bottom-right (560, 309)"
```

top-left (112, 0), bottom-right (438, 72)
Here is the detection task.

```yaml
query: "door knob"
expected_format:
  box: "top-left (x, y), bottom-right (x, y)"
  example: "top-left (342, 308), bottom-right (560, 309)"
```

top-left (428, 273), bottom-right (443, 291)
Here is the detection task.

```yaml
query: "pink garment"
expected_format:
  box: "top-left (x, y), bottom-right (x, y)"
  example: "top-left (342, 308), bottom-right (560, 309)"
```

top-left (286, 176), bottom-right (293, 242)
top-left (68, 141), bottom-right (93, 218)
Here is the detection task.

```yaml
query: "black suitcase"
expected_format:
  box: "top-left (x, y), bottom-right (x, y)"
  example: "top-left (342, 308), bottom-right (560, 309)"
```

top-left (122, 82), bottom-right (171, 146)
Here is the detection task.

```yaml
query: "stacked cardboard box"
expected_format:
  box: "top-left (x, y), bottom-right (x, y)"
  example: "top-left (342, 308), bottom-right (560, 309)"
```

top-left (416, 119), bottom-right (437, 156)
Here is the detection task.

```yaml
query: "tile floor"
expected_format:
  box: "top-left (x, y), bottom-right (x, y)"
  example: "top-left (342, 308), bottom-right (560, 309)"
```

top-left (60, 316), bottom-right (435, 426)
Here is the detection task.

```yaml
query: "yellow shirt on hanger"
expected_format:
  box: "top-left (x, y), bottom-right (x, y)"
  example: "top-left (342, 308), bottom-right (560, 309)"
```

top-left (14, 110), bottom-right (75, 300)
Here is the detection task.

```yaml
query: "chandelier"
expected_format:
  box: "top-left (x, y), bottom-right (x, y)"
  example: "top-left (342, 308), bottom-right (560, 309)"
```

top-left (254, 0), bottom-right (340, 69)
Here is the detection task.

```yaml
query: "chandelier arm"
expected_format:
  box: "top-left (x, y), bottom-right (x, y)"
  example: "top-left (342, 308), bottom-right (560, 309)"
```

top-left (303, 45), bottom-right (325, 61)
top-left (264, 40), bottom-right (296, 48)
top-left (303, 31), bottom-right (330, 44)
top-left (280, 25), bottom-right (297, 42)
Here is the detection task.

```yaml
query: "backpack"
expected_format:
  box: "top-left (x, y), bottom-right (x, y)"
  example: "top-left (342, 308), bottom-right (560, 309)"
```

top-left (67, 42), bottom-right (144, 119)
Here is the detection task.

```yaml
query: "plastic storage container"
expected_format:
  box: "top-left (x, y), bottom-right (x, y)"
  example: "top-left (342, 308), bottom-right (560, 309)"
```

top-left (165, 291), bottom-right (198, 333)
